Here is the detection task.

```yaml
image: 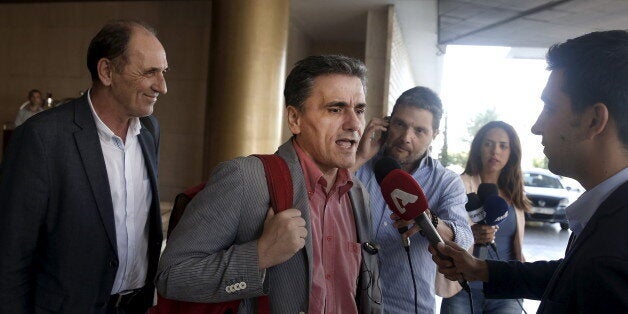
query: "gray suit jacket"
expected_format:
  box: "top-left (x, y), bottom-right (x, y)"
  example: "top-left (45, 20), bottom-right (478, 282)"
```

top-left (0, 94), bottom-right (162, 314)
top-left (156, 140), bottom-right (382, 313)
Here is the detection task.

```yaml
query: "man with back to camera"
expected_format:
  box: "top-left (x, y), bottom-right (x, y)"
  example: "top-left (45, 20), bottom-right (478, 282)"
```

top-left (353, 86), bottom-right (473, 313)
top-left (0, 19), bottom-right (167, 313)
top-left (430, 30), bottom-right (628, 313)
top-left (156, 55), bottom-right (382, 313)
top-left (14, 89), bottom-right (44, 127)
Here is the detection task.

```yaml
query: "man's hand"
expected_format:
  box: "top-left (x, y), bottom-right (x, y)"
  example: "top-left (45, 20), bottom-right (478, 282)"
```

top-left (353, 117), bottom-right (389, 171)
top-left (428, 240), bottom-right (490, 282)
top-left (390, 210), bottom-right (454, 242)
top-left (257, 208), bottom-right (307, 269)
top-left (472, 224), bottom-right (498, 244)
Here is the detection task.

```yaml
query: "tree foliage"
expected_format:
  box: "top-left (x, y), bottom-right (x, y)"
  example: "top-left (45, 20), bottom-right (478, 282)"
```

top-left (465, 108), bottom-right (499, 143)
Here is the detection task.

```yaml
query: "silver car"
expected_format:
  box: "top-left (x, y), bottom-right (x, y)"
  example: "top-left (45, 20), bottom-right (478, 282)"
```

top-left (523, 169), bottom-right (583, 230)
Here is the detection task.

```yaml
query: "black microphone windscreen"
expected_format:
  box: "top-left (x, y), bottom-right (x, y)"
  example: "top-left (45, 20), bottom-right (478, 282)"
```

top-left (465, 193), bottom-right (482, 211)
top-left (477, 183), bottom-right (499, 202)
top-left (483, 195), bottom-right (510, 226)
top-left (374, 156), bottom-right (401, 184)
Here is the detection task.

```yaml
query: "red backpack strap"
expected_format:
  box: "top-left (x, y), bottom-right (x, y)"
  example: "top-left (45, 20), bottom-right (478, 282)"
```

top-left (252, 154), bottom-right (293, 314)
top-left (253, 154), bottom-right (293, 213)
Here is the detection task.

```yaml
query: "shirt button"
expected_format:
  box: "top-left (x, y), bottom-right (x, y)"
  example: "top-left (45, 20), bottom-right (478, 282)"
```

top-left (325, 274), bottom-right (331, 280)
top-left (326, 236), bottom-right (332, 241)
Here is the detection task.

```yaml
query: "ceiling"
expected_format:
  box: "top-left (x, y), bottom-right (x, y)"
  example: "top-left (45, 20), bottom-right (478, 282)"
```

top-left (439, 0), bottom-right (628, 47)
top-left (292, 0), bottom-right (628, 48)
top-left (291, 0), bottom-right (627, 82)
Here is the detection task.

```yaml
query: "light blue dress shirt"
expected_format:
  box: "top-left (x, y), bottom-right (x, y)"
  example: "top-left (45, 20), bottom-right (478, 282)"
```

top-left (566, 167), bottom-right (628, 236)
top-left (356, 154), bottom-right (473, 313)
top-left (88, 91), bottom-right (152, 294)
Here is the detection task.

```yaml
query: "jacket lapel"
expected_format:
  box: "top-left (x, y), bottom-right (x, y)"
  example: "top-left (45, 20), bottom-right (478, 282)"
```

top-left (276, 141), bottom-right (313, 302)
top-left (137, 123), bottom-right (162, 241)
top-left (72, 94), bottom-right (118, 252)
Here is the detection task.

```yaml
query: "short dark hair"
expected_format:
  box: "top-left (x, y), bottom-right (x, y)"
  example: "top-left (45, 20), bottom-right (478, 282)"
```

top-left (546, 30), bottom-right (628, 145)
top-left (284, 55), bottom-right (367, 110)
top-left (391, 86), bottom-right (443, 130)
top-left (28, 89), bottom-right (41, 99)
top-left (86, 19), bottom-right (156, 82)
top-left (463, 120), bottom-right (530, 211)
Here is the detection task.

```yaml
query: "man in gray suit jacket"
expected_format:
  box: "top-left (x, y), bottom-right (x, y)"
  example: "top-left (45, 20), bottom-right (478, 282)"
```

top-left (0, 20), bottom-right (168, 314)
top-left (156, 55), bottom-right (382, 313)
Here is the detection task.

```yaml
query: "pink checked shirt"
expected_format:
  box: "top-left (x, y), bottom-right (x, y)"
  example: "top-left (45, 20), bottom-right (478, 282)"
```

top-left (293, 141), bottom-right (361, 314)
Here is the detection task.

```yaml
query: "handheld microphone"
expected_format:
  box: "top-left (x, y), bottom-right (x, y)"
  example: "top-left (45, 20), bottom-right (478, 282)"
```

top-left (376, 160), bottom-right (469, 292)
top-left (465, 193), bottom-right (486, 223)
top-left (465, 184), bottom-right (510, 259)
top-left (377, 167), bottom-right (442, 246)
top-left (374, 157), bottom-right (412, 249)
top-left (466, 184), bottom-right (508, 226)
top-left (482, 195), bottom-right (509, 226)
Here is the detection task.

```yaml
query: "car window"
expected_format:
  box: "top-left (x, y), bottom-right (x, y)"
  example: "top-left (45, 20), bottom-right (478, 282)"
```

top-left (524, 172), bottom-right (564, 189)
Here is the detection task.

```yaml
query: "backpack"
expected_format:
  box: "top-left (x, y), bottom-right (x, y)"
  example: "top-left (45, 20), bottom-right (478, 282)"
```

top-left (151, 154), bottom-right (293, 314)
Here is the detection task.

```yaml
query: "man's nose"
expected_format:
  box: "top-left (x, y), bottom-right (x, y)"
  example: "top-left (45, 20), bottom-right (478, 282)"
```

top-left (402, 128), bottom-right (414, 142)
top-left (343, 109), bottom-right (363, 133)
top-left (153, 72), bottom-right (167, 95)
top-left (531, 115), bottom-right (543, 135)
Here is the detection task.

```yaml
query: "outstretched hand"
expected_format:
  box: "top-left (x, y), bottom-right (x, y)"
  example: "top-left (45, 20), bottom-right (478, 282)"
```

top-left (428, 240), bottom-right (490, 283)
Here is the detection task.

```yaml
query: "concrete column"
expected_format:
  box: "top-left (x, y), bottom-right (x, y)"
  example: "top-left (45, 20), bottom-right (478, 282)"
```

top-left (364, 6), bottom-right (392, 122)
top-left (204, 0), bottom-right (289, 176)
top-left (395, 0), bottom-right (443, 93)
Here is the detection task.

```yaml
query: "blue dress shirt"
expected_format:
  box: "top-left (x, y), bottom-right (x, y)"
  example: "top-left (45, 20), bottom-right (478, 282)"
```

top-left (356, 154), bottom-right (473, 313)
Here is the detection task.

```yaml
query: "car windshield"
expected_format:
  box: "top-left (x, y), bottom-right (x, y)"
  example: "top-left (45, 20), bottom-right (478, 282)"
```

top-left (524, 173), bottom-right (564, 189)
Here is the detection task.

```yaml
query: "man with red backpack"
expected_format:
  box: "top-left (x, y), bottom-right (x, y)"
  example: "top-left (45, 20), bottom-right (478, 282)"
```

top-left (155, 55), bottom-right (382, 313)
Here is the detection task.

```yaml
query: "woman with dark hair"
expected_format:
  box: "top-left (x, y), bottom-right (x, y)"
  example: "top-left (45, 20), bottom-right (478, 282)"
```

top-left (439, 120), bottom-right (531, 314)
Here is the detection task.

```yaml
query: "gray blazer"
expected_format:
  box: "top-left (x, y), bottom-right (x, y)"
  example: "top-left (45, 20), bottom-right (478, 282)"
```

top-left (0, 94), bottom-right (162, 313)
top-left (156, 140), bottom-right (382, 313)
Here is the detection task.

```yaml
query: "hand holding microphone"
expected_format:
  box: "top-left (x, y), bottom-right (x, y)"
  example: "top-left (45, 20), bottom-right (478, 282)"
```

top-left (465, 183), bottom-right (510, 259)
top-left (375, 156), bottom-right (470, 292)
top-left (374, 157), bottom-right (443, 247)
top-left (373, 157), bottom-right (416, 249)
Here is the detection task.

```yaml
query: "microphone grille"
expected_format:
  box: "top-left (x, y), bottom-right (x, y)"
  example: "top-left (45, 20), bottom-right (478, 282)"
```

top-left (465, 193), bottom-right (482, 211)
top-left (477, 183), bottom-right (499, 202)
top-left (374, 156), bottom-right (400, 184)
top-left (483, 195), bottom-right (510, 226)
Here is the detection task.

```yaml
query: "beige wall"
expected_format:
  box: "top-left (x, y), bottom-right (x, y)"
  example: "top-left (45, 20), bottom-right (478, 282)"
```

top-left (0, 1), bottom-right (212, 202)
top-left (282, 20), bottom-right (366, 142)
top-left (364, 6), bottom-right (391, 122)
top-left (387, 7), bottom-right (416, 114)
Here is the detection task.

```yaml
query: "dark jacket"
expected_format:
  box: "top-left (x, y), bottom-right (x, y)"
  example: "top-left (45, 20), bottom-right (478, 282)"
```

top-left (484, 181), bottom-right (628, 313)
top-left (0, 94), bottom-right (162, 313)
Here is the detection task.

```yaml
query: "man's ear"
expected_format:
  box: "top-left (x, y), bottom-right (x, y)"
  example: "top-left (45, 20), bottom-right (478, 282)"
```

top-left (97, 58), bottom-right (114, 86)
top-left (585, 102), bottom-right (610, 139)
top-left (286, 105), bottom-right (302, 135)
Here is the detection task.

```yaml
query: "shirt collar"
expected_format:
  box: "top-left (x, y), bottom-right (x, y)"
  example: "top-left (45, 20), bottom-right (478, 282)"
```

top-left (566, 167), bottom-right (628, 235)
top-left (292, 139), bottom-right (353, 196)
top-left (87, 89), bottom-right (141, 143)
